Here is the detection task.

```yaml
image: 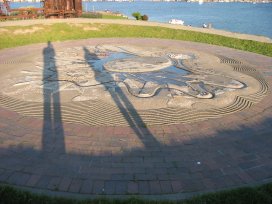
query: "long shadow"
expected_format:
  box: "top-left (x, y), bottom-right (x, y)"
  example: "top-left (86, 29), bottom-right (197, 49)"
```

top-left (42, 41), bottom-right (65, 154)
top-left (83, 47), bottom-right (161, 148)
top-left (1, 44), bottom-right (272, 196)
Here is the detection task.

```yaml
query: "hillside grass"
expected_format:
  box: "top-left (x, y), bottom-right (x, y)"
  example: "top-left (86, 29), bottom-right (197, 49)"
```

top-left (81, 13), bottom-right (127, 19)
top-left (0, 23), bottom-right (271, 57)
top-left (102, 14), bottom-right (128, 19)
top-left (0, 183), bottom-right (272, 204)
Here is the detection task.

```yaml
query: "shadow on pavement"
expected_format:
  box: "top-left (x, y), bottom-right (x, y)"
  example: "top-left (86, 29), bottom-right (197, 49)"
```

top-left (0, 43), bottom-right (271, 196)
top-left (42, 41), bottom-right (65, 154)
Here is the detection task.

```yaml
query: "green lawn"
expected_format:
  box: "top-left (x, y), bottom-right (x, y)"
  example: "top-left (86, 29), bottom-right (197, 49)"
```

top-left (0, 21), bottom-right (272, 203)
top-left (0, 183), bottom-right (272, 204)
top-left (0, 23), bottom-right (271, 57)
top-left (81, 12), bottom-right (127, 19)
top-left (101, 14), bottom-right (128, 19)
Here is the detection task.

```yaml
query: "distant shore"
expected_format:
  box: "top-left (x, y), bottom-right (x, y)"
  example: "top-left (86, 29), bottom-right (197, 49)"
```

top-left (0, 18), bottom-right (271, 43)
top-left (8, 0), bottom-right (272, 3)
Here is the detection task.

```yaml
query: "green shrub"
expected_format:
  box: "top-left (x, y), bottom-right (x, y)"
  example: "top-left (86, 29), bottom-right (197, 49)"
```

top-left (81, 12), bottom-right (102, 19)
top-left (132, 12), bottom-right (141, 20)
top-left (10, 11), bottom-right (20, 16)
top-left (141, 14), bottom-right (148, 21)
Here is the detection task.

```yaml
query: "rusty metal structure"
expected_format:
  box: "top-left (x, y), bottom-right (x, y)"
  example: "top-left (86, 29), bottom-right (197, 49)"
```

top-left (0, 0), bottom-right (43, 20)
top-left (0, 0), bottom-right (11, 17)
top-left (0, 0), bottom-right (82, 20)
top-left (42, 0), bottom-right (82, 18)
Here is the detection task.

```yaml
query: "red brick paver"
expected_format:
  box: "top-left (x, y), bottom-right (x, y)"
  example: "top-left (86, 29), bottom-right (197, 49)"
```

top-left (0, 38), bottom-right (272, 199)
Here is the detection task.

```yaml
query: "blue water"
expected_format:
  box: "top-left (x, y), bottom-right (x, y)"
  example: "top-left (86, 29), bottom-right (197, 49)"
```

top-left (10, 2), bottom-right (272, 38)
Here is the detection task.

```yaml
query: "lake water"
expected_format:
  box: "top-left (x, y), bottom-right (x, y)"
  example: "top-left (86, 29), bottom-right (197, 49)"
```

top-left (10, 2), bottom-right (272, 38)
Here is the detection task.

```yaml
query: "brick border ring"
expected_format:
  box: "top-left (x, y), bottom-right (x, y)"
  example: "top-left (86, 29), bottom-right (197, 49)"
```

top-left (0, 38), bottom-right (271, 199)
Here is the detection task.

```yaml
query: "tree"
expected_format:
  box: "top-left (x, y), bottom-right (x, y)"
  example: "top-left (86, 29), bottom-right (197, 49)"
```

top-left (132, 12), bottom-right (141, 20)
top-left (141, 14), bottom-right (148, 21)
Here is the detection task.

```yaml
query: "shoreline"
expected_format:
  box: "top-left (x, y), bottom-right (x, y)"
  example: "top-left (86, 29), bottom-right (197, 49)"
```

top-left (0, 18), bottom-right (271, 43)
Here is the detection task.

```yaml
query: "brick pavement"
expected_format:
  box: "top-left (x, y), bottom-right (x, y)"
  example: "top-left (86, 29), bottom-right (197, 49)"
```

top-left (0, 38), bottom-right (272, 199)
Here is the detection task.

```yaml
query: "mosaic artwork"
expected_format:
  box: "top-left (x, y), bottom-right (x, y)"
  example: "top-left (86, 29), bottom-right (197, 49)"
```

top-left (0, 44), bottom-right (268, 125)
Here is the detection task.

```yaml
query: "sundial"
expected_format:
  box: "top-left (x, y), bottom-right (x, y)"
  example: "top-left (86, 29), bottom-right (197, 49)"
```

top-left (0, 43), bottom-right (268, 126)
top-left (0, 38), bottom-right (271, 198)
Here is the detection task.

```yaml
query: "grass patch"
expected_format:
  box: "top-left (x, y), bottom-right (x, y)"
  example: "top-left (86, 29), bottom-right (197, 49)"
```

top-left (101, 14), bottom-right (128, 20)
top-left (0, 23), bottom-right (271, 57)
top-left (0, 183), bottom-right (272, 204)
top-left (81, 12), bottom-right (103, 19)
top-left (81, 12), bottom-right (127, 20)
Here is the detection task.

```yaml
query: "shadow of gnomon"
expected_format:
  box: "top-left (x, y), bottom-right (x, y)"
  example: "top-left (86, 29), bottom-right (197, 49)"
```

top-left (82, 46), bottom-right (161, 148)
top-left (42, 42), bottom-right (160, 155)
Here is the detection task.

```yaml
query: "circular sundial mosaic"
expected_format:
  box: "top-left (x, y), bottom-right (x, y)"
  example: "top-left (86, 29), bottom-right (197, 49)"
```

top-left (0, 43), bottom-right (268, 126)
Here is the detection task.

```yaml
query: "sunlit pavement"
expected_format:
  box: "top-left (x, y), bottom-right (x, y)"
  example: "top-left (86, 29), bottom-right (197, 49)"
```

top-left (0, 38), bottom-right (271, 199)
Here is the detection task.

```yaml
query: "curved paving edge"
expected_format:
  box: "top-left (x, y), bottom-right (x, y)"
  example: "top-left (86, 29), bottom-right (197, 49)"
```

top-left (2, 178), bottom-right (272, 201)
top-left (0, 38), bottom-right (272, 199)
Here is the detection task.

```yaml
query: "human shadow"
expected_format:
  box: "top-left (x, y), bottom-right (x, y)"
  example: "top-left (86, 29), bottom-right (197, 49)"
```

top-left (83, 47), bottom-right (161, 148)
top-left (42, 41), bottom-right (65, 154)
top-left (1, 44), bottom-right (272, 196)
